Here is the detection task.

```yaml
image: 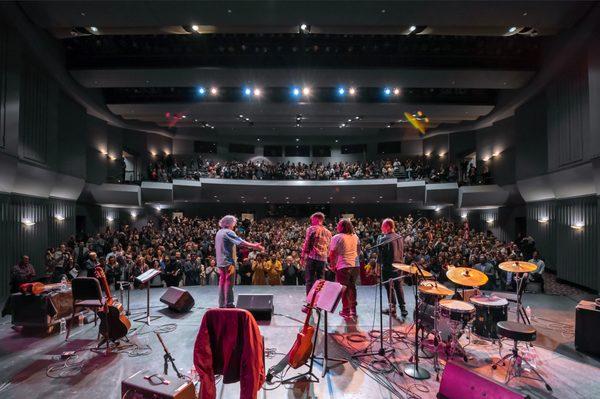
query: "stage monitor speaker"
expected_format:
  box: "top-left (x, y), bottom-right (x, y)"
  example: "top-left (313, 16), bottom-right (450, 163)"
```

top-left (122, 370), bottom-right (196, 399)
top-left (438, 361), bottom-right (529, 399)
top-left (236, 294), bottom-right (273, 321)
top-left (575, 300), bottom-right (600, 356)
top-left (159, 287), bottom-right (195, 313)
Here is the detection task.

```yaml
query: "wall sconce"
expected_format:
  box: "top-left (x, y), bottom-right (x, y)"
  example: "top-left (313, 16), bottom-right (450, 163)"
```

top-left (130, 211), bottom-right (138, 219)
top-left (154, 205), bottom-right (162, 212)
top-left (492, 151), bottom-right (501, 157)
top-left (100, 149), bottom-right (108, 156)
top-left (570, 222), bottom-right (584, 230)
top-left (425, 152), bottom-right (431, 157)
top-left (461, 213), bottom-right (468, 219)
top-left (109, 155), bottom-right (117, 161)
top-left (482, 157), bottom-right (490, 162)
top-left (435, 206), bottom-right (441, 212)
top-left (150, 151), bottom-right (157, 157)
top-left (537, 217), bottom-right (549, 223)
top-left (21, 218), bottom-right (35, 227)
top-left (54, 215), bottom-right (65, 221)
top-left (164, 150), bottom-right (171, 156)
top-left (486, 218), bottom-right (494, 225)
top-left (439, 152), bottom-right (446, 158)
top-left (106, 216), bottom-right (114, 222)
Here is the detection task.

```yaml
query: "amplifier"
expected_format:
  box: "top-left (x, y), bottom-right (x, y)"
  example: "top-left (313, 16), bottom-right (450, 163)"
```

top-left (160, 287), bottom-right (195, 313)
top-left (121, 370), bottom-right (196, 399)
top-left (236, 294), bottom-right (274, 321)
top-left (575, 300), bottom-right (600, 356)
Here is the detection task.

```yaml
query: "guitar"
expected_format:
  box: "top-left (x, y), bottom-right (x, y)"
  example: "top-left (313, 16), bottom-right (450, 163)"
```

top-left (95, 266), bottom-right (131, 340)
top-left (288, 280), bottom-right (325, 368)
top-left (19, 282), bottom-right (70, 295)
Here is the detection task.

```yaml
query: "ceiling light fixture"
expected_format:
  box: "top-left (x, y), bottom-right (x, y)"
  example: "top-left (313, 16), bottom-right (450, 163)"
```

top-left (409, 25), bottom-right (416, 32)
top-left (253, 88), bottom-right (261, 97)
top-left (348, 87), bottom-right (356, 96)
top-left (210, 87), bottom-right (218, 95)
top-left (302, 87), bottom-right (311, 96)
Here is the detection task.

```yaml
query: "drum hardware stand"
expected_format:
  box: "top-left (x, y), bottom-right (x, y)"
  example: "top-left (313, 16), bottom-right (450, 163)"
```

top-left (404, 263), bottom-right (431, 380)
top-left (491, 339), bottom-right (552, 392)
top-left (514, 273), bottom-right (530, 325)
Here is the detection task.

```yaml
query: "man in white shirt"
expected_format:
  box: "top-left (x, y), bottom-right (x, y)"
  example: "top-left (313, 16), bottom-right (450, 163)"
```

top-left (528, 250), bottom-right (545, 293)
top-left (329, 219), bottom-right (360, 319)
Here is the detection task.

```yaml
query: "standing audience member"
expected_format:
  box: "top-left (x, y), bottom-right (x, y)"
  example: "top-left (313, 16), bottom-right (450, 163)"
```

top-left (11, 256), bottom-right (36, 293)
top-left (266, 254), bottom-right (282, 285)
top-left (282, 256), bottom-right (299, 285)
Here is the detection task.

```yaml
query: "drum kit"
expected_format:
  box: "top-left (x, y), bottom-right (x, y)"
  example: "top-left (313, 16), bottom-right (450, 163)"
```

top-left (391, 260), bottom-right (538, 379)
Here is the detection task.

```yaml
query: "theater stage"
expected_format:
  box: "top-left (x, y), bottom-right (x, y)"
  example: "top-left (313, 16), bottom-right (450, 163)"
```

top-left (1, 286), bottom-right (599, 399)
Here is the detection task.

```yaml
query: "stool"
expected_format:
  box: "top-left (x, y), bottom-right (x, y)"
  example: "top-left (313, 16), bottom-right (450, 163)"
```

top-left (492, 321), bottom-right (552, 392)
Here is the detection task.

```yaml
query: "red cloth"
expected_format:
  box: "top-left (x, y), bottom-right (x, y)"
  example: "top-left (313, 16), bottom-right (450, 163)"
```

top-left (194, 308), bottom-right (265, 399)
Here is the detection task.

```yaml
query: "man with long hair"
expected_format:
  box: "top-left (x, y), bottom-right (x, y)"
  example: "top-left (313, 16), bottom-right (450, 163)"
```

top-left (377, 218), bottom-right (408, 318)
top-left (215, 215), bottom-right (264, 308)
top-left (329, 218), bottom-right (360, 319)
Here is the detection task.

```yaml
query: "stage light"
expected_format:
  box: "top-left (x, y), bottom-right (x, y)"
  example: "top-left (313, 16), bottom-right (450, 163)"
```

top-left (302, 87), bottom-right (311, 96)
top-left (197, 87), bottom-right (206, 95)
top-left (253, 88), bottom-right (261, 97)
top-left (393, 87), bottom-right (401, 96)
top-left (348, 87), bottom-right (356, 96)
top-left (570, 222), bottom-right (585, 230)
top-left (90, 26), bottom-right (98, 33)
top-left (508, 26), bottom-right (517, 33)
top-left (210, 87), bottom-right (218, 95)
top-left (337, 87), bottom-right (345, 96)
top-left (291, 87), bottom-right (300, 97)
top-left (55, 215), bottom-right (65, 221)
top-left (409, 25), bottom-right (416, 32)
top-left (244, 87), bottom-right (251, 96)
top-left (538, 217), bottom-right (549, 223)
top-left (384, 87), bottom-right (391, 96)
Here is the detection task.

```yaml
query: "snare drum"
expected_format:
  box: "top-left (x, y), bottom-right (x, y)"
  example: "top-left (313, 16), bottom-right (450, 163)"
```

top-left (469, 295), bottom-right (508, 339)
top-left (439, 299), bottom-right (475, 325)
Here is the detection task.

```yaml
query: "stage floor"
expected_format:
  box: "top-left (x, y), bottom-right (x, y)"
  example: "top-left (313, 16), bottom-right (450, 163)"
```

top-left (1, 285), bottom-right (599, 399)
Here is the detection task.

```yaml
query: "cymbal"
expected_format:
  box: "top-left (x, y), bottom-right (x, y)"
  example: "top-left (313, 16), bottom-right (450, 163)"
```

top-left (392, 263), bottom-right (432, 277)
top-left (498, 261), bottom-right (537, 273)
top-left (446, 267), bottom-right (488, 287)
top-left (418, 281), bottom-right (453, 296)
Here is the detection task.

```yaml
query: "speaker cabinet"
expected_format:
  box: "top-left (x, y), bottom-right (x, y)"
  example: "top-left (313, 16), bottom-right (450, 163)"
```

top-left (236, 294), bottom-right (274, 321)
top-left (159, 287), bottom-right (195, 313)
top-left (575, 300), bottom-right (600, 356)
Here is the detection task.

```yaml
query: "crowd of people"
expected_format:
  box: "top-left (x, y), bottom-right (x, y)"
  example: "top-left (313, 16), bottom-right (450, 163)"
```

top-left (148, 156), bottom-right (468, 184)
top-left (11, 213), bottom-right (543, 296)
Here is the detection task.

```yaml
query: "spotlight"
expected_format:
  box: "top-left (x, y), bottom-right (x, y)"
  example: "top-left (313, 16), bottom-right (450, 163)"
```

top-left (253, 88), bottom-right (261, 97)
top-left (337, 87), bottom-right (345, 96)
top-left (197, 87), bottom-right (206, 95)
top-left (299, 23), bottom-right (310, 33)
top-left (244, 87), bottom-right (252, 96)
top-left (210, 87), bottom-right (218, 95)
top-left (393, 87), bottom-right (401, 96)
top-left (302, 87), bottom-right (311, 96)
top-left (384, 87), bottom-right (391, 96)
top-left (348, 87), bottom-right (356, 96)
top-left (508, 26), bottom-right (517, 33)
top-left (191, 25), bottom-right (199, 32)
top-left (291, 87), bottom-right (300, 97)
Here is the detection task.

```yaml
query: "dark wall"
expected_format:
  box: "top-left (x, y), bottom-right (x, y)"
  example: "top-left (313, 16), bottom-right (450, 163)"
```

top-left (515, 94), bottom-right (548, 180)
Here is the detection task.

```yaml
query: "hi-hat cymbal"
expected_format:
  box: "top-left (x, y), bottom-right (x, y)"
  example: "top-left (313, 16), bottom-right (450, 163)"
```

top-left (392, 263), bottom-right (432, 277)
top-left (498, 261), bottom-right (537, 273)
top-left (418, 281), bottom-right (453, 296)
top-left (446, 267), bottom-right (488, 287)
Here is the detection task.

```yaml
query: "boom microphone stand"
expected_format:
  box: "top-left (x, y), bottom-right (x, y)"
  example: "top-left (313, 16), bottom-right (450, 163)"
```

top-left (156, 332), bottom-right (184, 379)
top-left (352, 236), bottom-right (404, 374)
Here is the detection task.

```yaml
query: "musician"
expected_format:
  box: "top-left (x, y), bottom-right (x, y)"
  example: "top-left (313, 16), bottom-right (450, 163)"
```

top-left (301, 212), bottom-right (332, 295)
top-left (10, 255), bottom-right (36, 293)
top-left (377, 219), bottom-right (408, 318)
top-left (215, 215), bottom-right (264, 308)
top-left (329, 218), bottom-right (360, 319)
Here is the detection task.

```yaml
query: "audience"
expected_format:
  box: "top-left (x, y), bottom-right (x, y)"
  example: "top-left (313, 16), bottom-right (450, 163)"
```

top-left (148, 156), bottom-right (471, 184)
top-left (19, 213), bottom-right (540, 294)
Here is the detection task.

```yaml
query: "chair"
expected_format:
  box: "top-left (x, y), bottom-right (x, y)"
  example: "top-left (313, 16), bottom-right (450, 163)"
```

top-left (491, 321), bottom-right (552, 392)
top-left (65, 277), bottom-right (105, 341)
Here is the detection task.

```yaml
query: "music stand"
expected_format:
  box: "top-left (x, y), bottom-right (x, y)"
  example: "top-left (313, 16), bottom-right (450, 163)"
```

top-left (310, 280), bottom-right (348, 377)
top-left (134, 269), bottom-right (162, 325)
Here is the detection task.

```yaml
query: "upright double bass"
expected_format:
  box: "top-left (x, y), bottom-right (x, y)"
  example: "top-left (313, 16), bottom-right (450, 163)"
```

top-left (95, 266), bottom-right (131, 340)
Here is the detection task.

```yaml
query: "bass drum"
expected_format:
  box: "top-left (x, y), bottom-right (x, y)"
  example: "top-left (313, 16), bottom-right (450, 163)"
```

top-left (418, 302), bottom-right (456, 342)
top-left (469, 295), bottom-right (508, 339)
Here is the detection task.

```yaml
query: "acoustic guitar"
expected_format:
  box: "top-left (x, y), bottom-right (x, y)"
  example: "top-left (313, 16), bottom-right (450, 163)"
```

top-left (19, 281), bottom-right (70, 295)
top-left (95, 266), bottom-right (131, 340)
top-left (288, 280), bottom-right (325, 368)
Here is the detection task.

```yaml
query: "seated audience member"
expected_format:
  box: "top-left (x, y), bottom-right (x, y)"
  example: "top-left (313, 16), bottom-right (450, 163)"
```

top-left (82, 251), bottom-right (98, 277)
top-left (11, 255), bottom-right (36, 293)
top-left (474, 255), bottom-right (495, 290)
top-left (528, 250), bottom-right (546, 293)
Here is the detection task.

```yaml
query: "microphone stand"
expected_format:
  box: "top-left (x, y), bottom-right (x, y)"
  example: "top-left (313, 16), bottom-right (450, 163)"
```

top-left (156, 332), bottom-right (184, 379)
top-left (404, 262), bottom-right (431, 380)
top-left (352, 235), bottom-right (404, 375)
